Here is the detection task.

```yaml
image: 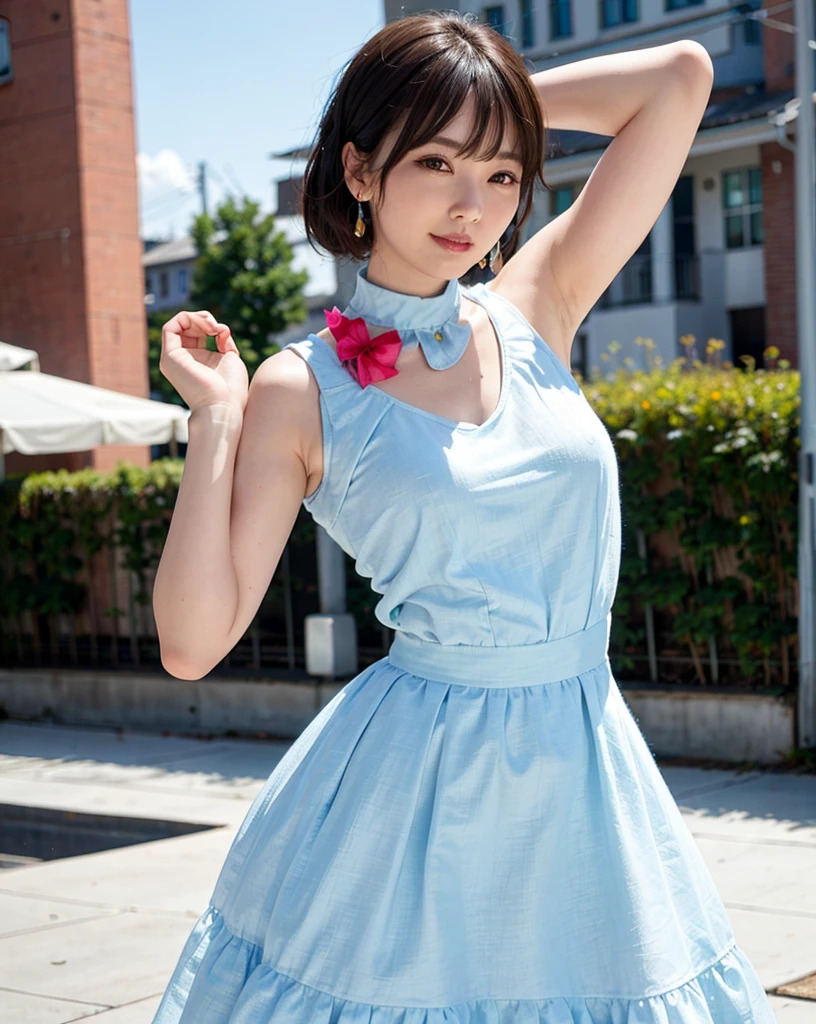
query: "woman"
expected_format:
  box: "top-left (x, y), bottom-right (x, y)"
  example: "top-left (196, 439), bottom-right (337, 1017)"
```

top-left (151, 12), bottom-right (774, 1022)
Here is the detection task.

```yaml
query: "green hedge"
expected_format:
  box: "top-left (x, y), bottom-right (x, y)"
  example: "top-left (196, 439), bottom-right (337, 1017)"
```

top-left (0, 346), bottom-right (800, 688)
top-left (582, 342), bottom-right (798, 689)
top-left (0, 460), bottom-right (319, 668)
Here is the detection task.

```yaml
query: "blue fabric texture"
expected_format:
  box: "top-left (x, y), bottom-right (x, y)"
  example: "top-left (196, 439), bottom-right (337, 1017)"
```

top-left (152, 271), bottom-right (774, 1022)
top-left (341, 261), bottom-right (473, 370)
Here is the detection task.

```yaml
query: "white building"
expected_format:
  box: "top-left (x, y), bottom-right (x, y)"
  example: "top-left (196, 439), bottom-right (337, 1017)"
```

top-left (381, 0), bottom-right (796, 377)
top-left (143, 238), bottom-right (197, 314)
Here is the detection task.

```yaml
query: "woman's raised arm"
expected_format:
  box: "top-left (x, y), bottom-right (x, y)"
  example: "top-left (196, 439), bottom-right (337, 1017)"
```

top-left (153, 346), bottom-right (317, 680)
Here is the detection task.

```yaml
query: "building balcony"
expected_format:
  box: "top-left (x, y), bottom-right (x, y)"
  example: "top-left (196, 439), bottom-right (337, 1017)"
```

top-left (598, 253), bottom-right (702, 310)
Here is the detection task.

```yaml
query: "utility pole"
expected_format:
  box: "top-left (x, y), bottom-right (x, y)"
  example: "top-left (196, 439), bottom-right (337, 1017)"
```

top-left (197, 160), bottom-right (208, 217)
top-left (793, 0), bottom-right (816, 748)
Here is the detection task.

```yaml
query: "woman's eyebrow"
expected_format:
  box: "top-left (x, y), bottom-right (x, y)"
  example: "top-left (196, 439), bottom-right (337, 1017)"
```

top-left (425, 135), bottom-right (523, 165)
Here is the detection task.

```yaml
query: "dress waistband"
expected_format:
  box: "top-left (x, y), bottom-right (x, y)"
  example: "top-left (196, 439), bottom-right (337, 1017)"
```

top-left (386, 613), bottom-right (611, 688)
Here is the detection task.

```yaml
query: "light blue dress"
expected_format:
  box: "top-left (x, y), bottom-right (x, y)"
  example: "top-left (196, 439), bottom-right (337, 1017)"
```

top-left (152, 265), bottom-right (774, 1022)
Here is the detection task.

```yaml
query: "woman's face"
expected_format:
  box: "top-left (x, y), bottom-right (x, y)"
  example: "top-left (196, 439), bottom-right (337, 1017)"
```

top-left (343, 91), bottom-right (523, 296)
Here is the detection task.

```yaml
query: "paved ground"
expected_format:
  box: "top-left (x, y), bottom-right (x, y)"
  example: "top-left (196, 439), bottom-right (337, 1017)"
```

top-left (0, 719), bottom-right (813, 1022)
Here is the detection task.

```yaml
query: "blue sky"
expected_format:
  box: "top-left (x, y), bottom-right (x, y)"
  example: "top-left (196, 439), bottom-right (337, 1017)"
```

top-left (130, 0), bottom-right (384, 240)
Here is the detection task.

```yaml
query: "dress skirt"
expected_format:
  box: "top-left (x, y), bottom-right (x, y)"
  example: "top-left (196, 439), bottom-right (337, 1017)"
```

top-left (151, 615), bottom-right (774, 1022)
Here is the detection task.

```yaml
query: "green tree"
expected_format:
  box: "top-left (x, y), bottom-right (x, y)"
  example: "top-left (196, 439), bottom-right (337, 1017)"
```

top-left (147, 194), bottom-right (309, 404)
top-left (147, 309), bottom-right (185, 406)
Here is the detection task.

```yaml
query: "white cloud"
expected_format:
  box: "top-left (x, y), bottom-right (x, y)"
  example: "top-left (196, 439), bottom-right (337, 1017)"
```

top-left (137, 149), bottom-right (197, 203)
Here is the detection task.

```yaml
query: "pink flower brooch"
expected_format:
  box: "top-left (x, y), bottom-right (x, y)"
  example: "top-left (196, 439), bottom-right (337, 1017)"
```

top-left (323, 307), bottom-right (402, 389)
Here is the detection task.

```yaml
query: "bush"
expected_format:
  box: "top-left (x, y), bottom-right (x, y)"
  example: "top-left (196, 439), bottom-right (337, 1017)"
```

top-left (0, 339), bottom-right (800, 688)
top-left (580, 341), bottom-right (798, 689)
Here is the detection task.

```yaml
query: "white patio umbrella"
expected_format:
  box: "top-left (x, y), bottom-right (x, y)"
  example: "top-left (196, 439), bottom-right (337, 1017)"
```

top-left (0, 370), bottom-right (190, 481)
top-left (0, 340), bottom-right (40, 372)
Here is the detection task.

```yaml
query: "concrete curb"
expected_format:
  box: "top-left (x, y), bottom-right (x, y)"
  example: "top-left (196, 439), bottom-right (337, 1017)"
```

top-left (0, 667), bottom-right (797, 763)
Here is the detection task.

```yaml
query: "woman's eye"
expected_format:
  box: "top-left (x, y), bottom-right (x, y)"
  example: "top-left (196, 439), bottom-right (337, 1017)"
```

top-left (418, 157), bottom-right (518, 185)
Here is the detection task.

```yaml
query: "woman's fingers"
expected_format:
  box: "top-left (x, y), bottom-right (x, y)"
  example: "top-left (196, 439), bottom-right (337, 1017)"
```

top-left (162, 311), bottom-right (233, 354)
top-left (189, 310), bottom-right (221, 348)
top-left (193, 312), bottom-right (235, 352)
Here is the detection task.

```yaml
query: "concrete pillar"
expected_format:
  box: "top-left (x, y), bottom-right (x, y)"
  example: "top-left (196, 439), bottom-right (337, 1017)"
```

top-left (651, 201), bottom-right (674, 305)
top-left (304, 527), bottom-right (358, 678)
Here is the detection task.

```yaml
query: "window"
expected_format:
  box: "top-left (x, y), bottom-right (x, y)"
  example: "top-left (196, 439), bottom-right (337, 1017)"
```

top-left (571, 333), bottom-right (588, 378)
top-left (484, 5), bottom-right (506, 35)
top-left (520, 0), bottom-right (535, 48)
top-left (743, 3), bottom-right (761, 46)
top-left (722, 167), bottom-right (763, 249)
top-left (744, 19), bottom-right (761, 45)
top-left (672, 176), bottom-right (699, 300)
top-left (159, 271), bottom-right (169, 298)
top-left (600, 0), bottom-right (638, 30)
top-left (177, 268), bottom-right (188, 295)
top-left (666, 0), bottom-right (703, 9)
top-left (0, 18), bottom-right (12, 86)
top-left (550, 0), bottom-right (572, 40)
top-left (145, 273), bottom-right (153, 295)
top-left (553, 186), bottom-right (574, 215)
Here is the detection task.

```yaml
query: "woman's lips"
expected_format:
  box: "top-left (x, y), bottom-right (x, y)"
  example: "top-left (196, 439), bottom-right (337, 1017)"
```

top-left (431, 234), bottom-right (473, 253)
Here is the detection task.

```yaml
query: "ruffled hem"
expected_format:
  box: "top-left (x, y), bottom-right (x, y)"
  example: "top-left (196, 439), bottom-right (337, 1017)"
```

top-left (152, 904), bottom-right (774, 1023)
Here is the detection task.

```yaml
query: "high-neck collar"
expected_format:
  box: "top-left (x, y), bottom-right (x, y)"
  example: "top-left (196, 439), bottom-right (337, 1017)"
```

top-left (341, 262), bottom-right (471, 371)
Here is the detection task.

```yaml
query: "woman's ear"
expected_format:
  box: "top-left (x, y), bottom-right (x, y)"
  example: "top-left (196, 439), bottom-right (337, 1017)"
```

top-left (341, 140), bottom-right (371, 201)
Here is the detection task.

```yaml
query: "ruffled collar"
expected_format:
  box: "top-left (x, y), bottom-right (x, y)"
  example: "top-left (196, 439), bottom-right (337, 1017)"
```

top-left (340, 263), bottom-right (471, 371)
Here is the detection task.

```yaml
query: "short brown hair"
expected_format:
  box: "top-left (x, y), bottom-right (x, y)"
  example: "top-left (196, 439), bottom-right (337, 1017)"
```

top-left (300, 11), bottom-right (549, 275)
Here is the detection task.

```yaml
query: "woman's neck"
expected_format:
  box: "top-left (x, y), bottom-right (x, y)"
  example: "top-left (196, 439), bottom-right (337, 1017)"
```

top-left (364, 250), bottom-right (451, 299)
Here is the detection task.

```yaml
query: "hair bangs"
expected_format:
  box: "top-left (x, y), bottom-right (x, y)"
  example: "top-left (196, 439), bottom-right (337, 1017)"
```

top-left (372, 62), bottom-right (476, 188)
top-left (461, 71), bottom-right (515, 163)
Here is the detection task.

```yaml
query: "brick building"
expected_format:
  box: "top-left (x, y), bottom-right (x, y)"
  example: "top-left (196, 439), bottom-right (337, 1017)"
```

top-left (0, 0), bottom-right (148, 476)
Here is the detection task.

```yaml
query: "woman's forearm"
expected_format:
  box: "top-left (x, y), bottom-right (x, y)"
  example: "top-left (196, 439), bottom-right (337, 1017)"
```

top-left (531, 40), bottom-right (711, 137)
top-left (152, 403), bottom-right (244, 678)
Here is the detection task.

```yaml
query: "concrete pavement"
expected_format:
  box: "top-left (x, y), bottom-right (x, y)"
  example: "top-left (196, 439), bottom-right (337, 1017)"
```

top-left (0, 719), bottom-right (813, 1022)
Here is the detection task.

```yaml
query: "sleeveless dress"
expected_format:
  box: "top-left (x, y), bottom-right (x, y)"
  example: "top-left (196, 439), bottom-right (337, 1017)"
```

top-left (151, 281), bottom-right (774, 1022)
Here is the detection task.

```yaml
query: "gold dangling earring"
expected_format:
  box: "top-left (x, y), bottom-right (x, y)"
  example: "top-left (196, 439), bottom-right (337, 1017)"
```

top-left (478, 253), bottom-right (488, 270)
top-left (354, 196), bottom-right (366, 239)
top-left (488, 239), bottom-right (503, 274)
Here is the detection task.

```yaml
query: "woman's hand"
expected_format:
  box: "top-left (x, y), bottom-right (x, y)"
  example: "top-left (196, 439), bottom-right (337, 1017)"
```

top-left (159, 310), bottom-right (249, 414)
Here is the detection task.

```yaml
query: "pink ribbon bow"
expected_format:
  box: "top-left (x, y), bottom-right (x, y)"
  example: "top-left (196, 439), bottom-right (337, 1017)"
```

top-left (323, 307), bottom-right (402, 389)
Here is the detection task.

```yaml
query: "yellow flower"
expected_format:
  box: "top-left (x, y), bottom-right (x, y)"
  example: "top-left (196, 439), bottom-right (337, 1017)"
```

top-left (739, 515), bottom-right (751, 526)
top-left (711, 391), bottom-right (721, 400)
top-left (641, 399), bottom-right (651, 410)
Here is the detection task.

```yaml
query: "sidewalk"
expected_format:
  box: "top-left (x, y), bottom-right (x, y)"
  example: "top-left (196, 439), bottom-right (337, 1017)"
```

top-left (0, 719), bottom-right (813, 1023)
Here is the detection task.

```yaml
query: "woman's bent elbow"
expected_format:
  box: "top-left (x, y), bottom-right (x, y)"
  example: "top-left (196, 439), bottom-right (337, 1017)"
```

top-left (160, 647), bottom-right (213, 680)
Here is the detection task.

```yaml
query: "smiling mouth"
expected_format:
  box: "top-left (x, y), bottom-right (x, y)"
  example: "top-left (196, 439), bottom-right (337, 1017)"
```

top-left (431, 234), bottom-right (474, 249)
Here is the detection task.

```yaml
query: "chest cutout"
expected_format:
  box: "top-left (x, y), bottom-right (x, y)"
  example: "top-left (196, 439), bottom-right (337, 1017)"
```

top-left (303, 297), bottom-right (503, 499)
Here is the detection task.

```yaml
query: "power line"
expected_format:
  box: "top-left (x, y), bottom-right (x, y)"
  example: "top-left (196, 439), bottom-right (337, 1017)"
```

top-left (141, 186), bottom-right (195, 215)
top-left (140, 192), bottom-right (196, 229)
top-left (223, 162), bottom-right (246, 195)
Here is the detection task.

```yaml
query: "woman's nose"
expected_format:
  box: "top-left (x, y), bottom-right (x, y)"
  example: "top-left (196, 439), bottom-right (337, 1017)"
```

top-left (449, 188), bottom-right (483, 222)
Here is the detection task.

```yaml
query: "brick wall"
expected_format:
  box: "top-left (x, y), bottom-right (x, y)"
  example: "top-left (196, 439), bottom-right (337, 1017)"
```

top-left (763, 0), bottom-right (794, 93)
top-left (761, 142), bottom-right (796, 364)
top-left (760, 0), bottom-right (796, 365)
top-left (0, 0), bottom-right (149, 475)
